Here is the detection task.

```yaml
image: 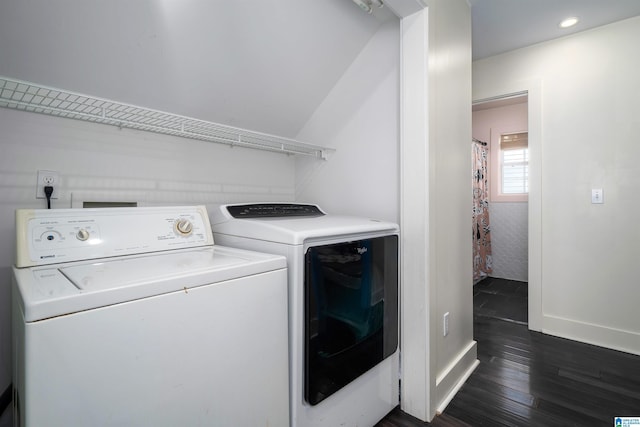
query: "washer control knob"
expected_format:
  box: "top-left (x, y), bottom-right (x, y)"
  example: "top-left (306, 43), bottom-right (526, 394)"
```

top-left (76, 229), bottom-right (90, 241)
top-left (175, 219), bottom-right (193, 236)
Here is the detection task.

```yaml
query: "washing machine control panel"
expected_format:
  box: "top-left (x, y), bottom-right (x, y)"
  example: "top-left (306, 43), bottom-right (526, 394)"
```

top-left (15, 206), bottom-right (214, 267)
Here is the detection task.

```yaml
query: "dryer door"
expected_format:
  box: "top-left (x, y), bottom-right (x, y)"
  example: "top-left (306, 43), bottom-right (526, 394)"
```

top-left (304, 234), bottom-right (398, 405)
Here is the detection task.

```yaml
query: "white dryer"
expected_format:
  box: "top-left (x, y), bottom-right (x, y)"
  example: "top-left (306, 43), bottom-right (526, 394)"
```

top-left (12, 206), bottom-right (289, 427)
top-left (210, 203), bottom-right (399, 427)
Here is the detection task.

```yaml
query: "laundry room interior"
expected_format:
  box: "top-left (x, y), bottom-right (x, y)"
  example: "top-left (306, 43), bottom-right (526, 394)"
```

top-left (2, 0), bottom-right (640, 425)
top-left (1, 2), bottom-right (470, 424)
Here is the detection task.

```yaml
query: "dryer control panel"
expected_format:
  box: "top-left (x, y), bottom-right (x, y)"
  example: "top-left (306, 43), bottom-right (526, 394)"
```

top-left (226, 203), bottom-right (325, 218)
top-left (15, 206), bottom-right (214, 267)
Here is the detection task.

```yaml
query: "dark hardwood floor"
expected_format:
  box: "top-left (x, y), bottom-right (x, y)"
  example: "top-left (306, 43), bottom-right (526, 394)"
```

top-left (377, 277), bottom-right (640, 427)
top-left (473, 277), bottom-right (528, 325)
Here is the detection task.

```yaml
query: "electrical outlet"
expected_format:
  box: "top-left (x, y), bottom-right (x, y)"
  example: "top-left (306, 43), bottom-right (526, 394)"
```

top-left (443, 312), bottom-right (450, 337)
top-left (36, 170), bottom-right (60, 199)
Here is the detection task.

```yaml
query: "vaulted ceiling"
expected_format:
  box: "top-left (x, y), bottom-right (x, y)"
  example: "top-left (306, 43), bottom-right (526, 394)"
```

top-left (0, 0), bottom-right (396, 138)
top-left (2, 1), bottom-right (640, 139)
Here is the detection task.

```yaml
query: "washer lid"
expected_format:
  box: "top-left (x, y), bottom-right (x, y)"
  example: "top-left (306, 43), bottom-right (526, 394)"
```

top-left (61, 247), bottom-right (246, 292)
top-left (14, 246), bottom-right (286, 322)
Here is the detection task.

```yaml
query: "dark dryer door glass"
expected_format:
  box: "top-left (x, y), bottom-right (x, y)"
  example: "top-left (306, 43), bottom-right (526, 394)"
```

top-left (304, 235), bottom-right (398, 405)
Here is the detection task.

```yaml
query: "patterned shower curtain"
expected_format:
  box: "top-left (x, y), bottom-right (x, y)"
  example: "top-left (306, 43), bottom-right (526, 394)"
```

top-left (472, 140), bottom-right (492, 283)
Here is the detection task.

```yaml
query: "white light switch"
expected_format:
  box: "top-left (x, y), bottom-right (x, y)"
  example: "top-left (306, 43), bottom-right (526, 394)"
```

top-left (591, 188), bottom-right (604, 204)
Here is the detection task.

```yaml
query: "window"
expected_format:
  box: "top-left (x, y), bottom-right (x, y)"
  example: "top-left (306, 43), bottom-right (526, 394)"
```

top-left (489, 131), bottom-right (528, 202)
top-left (500, 132), bottom-right (528, 194)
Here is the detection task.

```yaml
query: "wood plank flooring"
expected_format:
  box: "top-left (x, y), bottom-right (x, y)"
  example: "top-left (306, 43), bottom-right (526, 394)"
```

top-left (376, 278), bottom-right (640, 427)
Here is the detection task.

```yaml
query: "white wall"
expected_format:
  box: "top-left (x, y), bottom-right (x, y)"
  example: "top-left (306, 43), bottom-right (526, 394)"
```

top-left (474, 16), bottom-right (640, 355)
top-left (0, 108), bottom-right (296, 402)
top-left (425, 0), bottom-right (477, 412)
top-left (295, 20), bottom-right (400, 223)
top-left (473, 102), bottom-right (528, 282)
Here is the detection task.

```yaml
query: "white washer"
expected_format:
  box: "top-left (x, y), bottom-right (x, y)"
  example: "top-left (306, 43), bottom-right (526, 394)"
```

top-left (12, 206), bottom-right (289, 427)
top-left (210, 203), bottom-right (399, 427)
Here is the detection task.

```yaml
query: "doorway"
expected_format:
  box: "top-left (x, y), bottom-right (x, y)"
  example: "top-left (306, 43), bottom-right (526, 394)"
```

top-left (472, 93), bottom-right (529, 324)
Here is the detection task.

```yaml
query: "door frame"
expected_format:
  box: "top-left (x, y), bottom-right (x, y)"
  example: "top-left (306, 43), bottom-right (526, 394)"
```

top-left (472, 80), bottom-right (543, 331)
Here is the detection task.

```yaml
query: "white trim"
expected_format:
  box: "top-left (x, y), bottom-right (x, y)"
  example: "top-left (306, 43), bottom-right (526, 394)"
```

top-left (434, 341), bottom-right (478, 412)
top-left (436, 357), bottom-right (480, 414)
top-left (399, 5), bottom-right (431, 422)
top-left (472, 78), bottom-right (543, 332)
top-left (435, 341), bottom-right (477, 386)
top-left (542, 315), bottom-right (640, 357)
top-left (527, 80), bottom-right (543, 332)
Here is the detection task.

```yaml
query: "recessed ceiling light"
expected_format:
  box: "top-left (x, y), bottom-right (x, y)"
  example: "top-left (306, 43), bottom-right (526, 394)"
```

top-left (559, 17), bottom-right (579, 29)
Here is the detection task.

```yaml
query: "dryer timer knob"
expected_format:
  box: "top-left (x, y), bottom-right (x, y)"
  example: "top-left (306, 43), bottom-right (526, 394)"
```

top-left (76, 229), bottom-right (90, 241)
top-left (175, 219), bottom-right (193, 236)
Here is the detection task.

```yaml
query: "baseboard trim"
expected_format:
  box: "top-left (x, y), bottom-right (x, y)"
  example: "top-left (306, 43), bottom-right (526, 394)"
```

top-left (435, 340), bottom-right (478, 413)
top-left (436, 358), bottom-right (479, 414)
top-left (543, 314), bottom-right (640, 357)
top-left (0, 383), bottom-right (11, 419)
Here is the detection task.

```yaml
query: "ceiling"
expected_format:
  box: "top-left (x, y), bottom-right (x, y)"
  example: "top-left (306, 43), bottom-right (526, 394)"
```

top-left (2, 1), bottom-right (640, 139)
top-left (469, 0), bottom-right (640, 60)
top-left (0, 0), bottom-right (395, 139)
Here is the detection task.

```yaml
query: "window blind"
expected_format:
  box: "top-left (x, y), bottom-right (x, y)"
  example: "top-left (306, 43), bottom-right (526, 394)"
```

top-left (500, 132), bottom-right (528, 150)
top-left (500, 132), bottom-right (528, 194)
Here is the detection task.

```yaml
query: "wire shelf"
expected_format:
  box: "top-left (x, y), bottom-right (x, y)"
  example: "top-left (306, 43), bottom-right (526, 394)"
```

top-left (0, 76), bottom-right (333, 159)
